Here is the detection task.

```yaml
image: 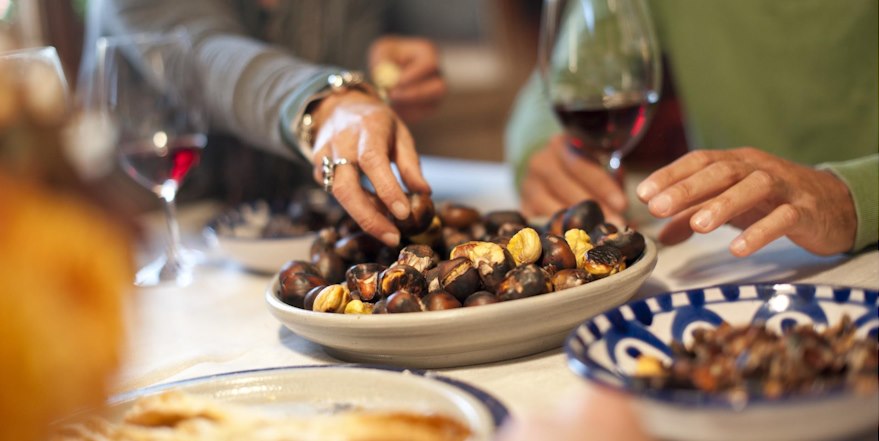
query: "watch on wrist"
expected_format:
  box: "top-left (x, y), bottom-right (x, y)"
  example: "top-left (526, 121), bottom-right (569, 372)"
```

top-left (295, 70), bottom-right (376, 154)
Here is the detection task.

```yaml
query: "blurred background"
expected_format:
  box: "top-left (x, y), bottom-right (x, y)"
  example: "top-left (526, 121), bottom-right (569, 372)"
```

top-left (0, 0), bottom-right (542, 162)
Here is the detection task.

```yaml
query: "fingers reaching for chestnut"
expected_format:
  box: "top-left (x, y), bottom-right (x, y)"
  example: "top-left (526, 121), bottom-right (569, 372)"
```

top-left (636, 148), bottom-right (857, 257)
top-left (309, 89), bottom-right (431, 247)
top-left (520, 134), bottom-right (627, 224)
top-left (277, 199), bottom-right (647, 314)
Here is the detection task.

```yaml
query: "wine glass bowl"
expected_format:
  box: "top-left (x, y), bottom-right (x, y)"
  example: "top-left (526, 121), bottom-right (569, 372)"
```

top-left (540, 0), bottom-right (661, 181)
top-left (94, 32), bottom-right (207, 286)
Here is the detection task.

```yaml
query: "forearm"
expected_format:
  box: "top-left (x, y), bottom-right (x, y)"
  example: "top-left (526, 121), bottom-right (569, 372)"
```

top-left (98, 0), bottom-right (333, 160)
top-left (504, 72), bottom-right (562, 190)
top-left (819, 154), bottom-right (879, 252)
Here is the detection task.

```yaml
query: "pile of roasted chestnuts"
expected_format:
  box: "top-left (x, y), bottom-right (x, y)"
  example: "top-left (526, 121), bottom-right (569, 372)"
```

top-left (276, 195), bottom-right (646, 314)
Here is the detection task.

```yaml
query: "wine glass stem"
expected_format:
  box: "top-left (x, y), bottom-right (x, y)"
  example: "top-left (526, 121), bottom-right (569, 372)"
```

top-left (159, 182), bottom-right (183, 271)
top-left (606, 151), bottom-right (625, 189)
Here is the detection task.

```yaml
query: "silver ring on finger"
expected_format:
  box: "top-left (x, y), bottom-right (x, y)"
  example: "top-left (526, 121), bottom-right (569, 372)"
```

top-left (321, 156), bottom-right (356, 193)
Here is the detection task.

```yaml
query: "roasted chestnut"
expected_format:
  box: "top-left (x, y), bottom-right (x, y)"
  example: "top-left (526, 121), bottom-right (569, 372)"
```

top-left (423, 291), bottom-right (463, 311)
top-left (334, 231), bottom-right (384, 263)
top-left (278, 260), bottom-right (321, 281)
top-left (442, 226), bottom-right (472, 252)
top-left (312, 284), bottom-right (350, 313)
top-left (450, 241), bottom-right (513, 292)
top-left (386, 290), bottom-right (424, 313)
top-left (540, 234), bottom-right (577, 273)
top-left (507, 227), bottom-right (542, 266)
top-left (372, 298), bottom-right (389, 314)
top-left (497, 222), bottom-right (527, 238)
top-left (437, 257), bottom-right (480, 301)
top-left (563, 228), bottom-right (593, 269)
top-left (563, 200), bottom-right (605, 233)
top-left (483, 210), bottom-right (528, 237)
top-left (309, 227), bottom-right (339, 257)
top-left (425, 267), bottom-right (442, 293)
top-left (589, 222), bottom-right (619, 243)
top-left (375, 245), bottom-right (400, 267)
top-left (464, 291), bottom-right (499, 307)
top-left (545, 208), bottom-right (566, 236)
top-left (408, 215), bottom-right (443, 247)
top-left (278, 272), bottom-right (328, 308)
top-left (343, 299), bottom-right (374, 314)
top-left (497, 264), bottom-right (551, 301)
top-left (397, 244), bottom-right (437, 273)
top-left (583, 245), bottom-right (625, 278)
top-left (303, 284), bottom-right (326, 311)
top-left (438, 202), bottom-right (481, 229)
top-left (345, 263), bottom-right (386, 302)
top-left (551, 268), bottom-right (593, 291)
top-left (310, 249), bottom-right (346, 284)
top-left (378, 264), bottom-right (427, 298)
top-left (394, 193), bottom-right (436, 237)
top-left (598, 229), bottom-right (646, 264)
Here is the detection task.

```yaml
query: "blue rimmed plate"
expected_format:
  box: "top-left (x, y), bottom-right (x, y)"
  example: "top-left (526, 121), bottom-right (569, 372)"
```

top-left (566, 283), bottom-right (879, 441)
top-left (58, 365), bottom-right (508, 440)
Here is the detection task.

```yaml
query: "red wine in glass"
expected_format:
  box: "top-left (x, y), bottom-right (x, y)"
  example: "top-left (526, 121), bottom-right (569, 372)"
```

top-left (553, 93), bottom-right (657, 162)
top-left (119, 133), bottom-right (206, 194)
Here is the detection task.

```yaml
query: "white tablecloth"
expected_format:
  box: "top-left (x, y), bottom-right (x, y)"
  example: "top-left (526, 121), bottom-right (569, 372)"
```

top-left (118, 156), bottom-right (879, 419)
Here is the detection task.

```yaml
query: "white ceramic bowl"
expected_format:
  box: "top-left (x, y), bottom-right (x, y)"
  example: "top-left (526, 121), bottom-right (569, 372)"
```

top-left (265, 237), bottom-right (657, 368)
top-left (204, 200), bottom-right (317, 274)
top-left (55, 365), bottom-right (509, 441)
top-left (566, 283), bottom-right (879, 441)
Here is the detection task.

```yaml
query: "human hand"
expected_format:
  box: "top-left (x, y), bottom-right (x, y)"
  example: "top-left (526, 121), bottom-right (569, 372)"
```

top-left (369, 36), bottom-right (446, 123)
top-left (636, 148), bottom-right (857, 256)
top-left (495, 385), bottom-right (651, 441)
top-left (519, 134), bottom-right (627, 224)
top-left (310, 89), bottom-right (431, 247)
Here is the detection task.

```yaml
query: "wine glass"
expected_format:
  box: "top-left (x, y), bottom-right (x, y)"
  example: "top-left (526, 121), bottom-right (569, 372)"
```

top-left (0, 46), bottom-right (70, 120)
top-left (539, 0), bottom-right (661, 186)
top-left (94, 31), bottom-right (207, 287)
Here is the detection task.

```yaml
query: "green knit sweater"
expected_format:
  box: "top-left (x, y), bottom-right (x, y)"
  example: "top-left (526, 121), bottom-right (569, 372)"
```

top-left (506, 0), bottom-right (878, 251)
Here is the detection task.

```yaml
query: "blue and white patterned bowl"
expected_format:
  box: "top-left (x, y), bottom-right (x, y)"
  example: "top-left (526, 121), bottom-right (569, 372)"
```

top-left (566, 283), bottom-right (879, 441)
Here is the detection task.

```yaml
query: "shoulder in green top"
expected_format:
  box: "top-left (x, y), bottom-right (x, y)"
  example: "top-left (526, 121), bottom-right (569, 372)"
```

top-left (505, 0), bottom-right (878, 251)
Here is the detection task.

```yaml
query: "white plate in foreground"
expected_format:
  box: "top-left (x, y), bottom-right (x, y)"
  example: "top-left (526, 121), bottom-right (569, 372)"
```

top-left (59, 365), bottom-right (508, 441)
top-left (266, 238), bottom-right (657, 368)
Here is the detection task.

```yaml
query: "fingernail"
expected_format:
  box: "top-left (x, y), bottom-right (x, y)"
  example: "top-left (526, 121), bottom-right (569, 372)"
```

top-left (730, 237), bottom-right (747, 255)
top-left (391, 201), bottom-right (409, 220)
top-left (637, 181), bottom-right (658, 200)
top-left (692, 210), bottom-right (711, 230)
top-left (382, 232), bottom-right (400, 246)
top-left (650, 194), bottom-right (671, 216)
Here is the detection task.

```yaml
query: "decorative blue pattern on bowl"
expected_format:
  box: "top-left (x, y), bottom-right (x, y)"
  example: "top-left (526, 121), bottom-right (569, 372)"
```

top-left (565, 283), bottom-right (879, 407)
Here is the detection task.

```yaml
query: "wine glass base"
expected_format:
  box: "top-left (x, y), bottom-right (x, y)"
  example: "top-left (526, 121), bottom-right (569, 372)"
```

top-left (134, 248), bottom-right (204, 287)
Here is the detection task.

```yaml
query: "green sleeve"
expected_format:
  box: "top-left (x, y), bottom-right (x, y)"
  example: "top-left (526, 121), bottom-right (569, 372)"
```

top-left (503, 72), bottom-right (563, 191)
top-left (819, 154), bottom-right (879, 252)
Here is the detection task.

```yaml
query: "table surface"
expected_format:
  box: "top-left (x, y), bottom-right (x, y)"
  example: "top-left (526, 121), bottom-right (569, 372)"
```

top-left (118, 156), bottom-right (879, 419)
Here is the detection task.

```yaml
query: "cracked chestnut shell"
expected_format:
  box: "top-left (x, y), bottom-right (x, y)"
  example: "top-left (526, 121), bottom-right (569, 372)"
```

top-left (583, 245), bottom-right (625, 278)
top-left (437, 257), bottom-right (480, 301)
top-left (563, 200), bottom-right (605, 233)
top-left (497, 264), bottom-right (551, 301)
top-left (589, 222), bottom-right (619, 243)
top-left (345, 263), bottom-right (386, 302)
top-left (378, 264), bottom-right (427, 298)
top-left (540, 234), bottom-right (577, 273)
top-left (386, 290), bottom-right (424, 313)
top-left (551, 268), bottom-right (593, 291)
top-left (423, 291), bottom-right (463, 311)
top-left (397, 244), bottom-right (437, 273)
top-left (464, 291), bottom-right (499, 307)
top-left (438, 202), bottom-right (481, 229)
top-left (450, 241), bottom-right (513, 292)
top-left (278, 272), bottom-right (328, 308)
top-left (564, 228), bottom-right (593, 269)
top-left (394, 193), bottom-right (436, 237)
top-left (408, 215), bottom-right (443, 247)
top-left (598, 229), bottom-right (646, 264)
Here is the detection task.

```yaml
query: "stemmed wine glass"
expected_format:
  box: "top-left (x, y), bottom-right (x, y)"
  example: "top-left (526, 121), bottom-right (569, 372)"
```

top-left (0, 46), bottom-right (70, 119)
top-left (539, 0), bottom-right (661, 186)
top-left (93, 32), bottom-right (207, 287)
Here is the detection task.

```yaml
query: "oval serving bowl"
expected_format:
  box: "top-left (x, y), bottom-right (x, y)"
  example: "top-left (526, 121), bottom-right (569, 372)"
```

top-left (265, 237), bottom-right (657, 369)
top-left (566, 283), bottom-right (879, 441)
